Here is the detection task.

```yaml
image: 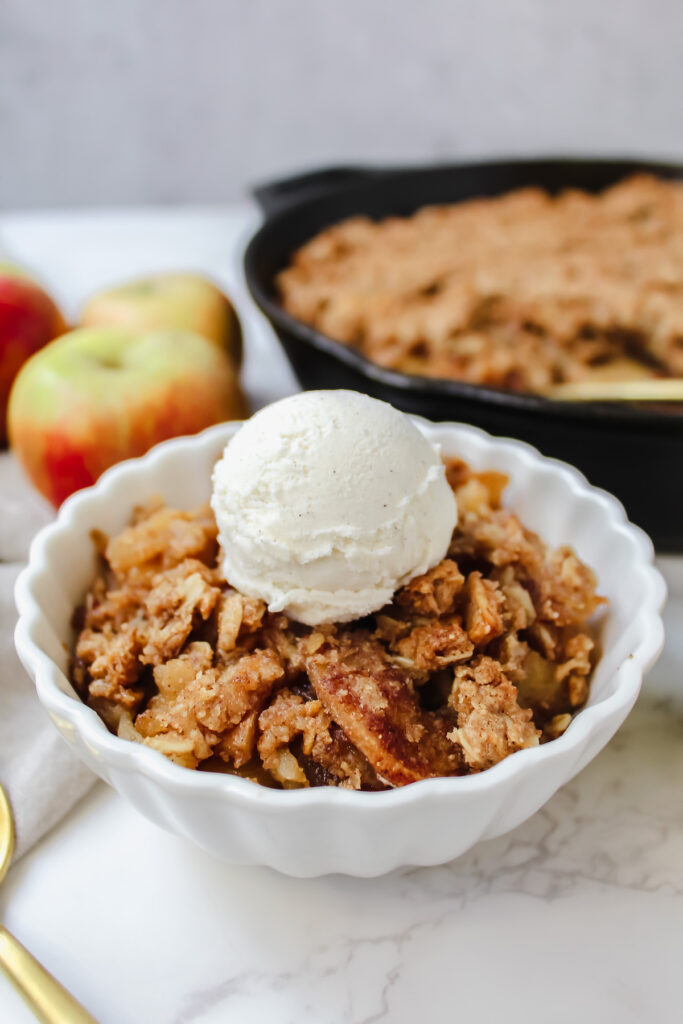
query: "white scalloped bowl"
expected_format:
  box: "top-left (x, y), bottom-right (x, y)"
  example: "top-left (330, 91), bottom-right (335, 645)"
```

top-left (15, 418), bottom-right (666, 877)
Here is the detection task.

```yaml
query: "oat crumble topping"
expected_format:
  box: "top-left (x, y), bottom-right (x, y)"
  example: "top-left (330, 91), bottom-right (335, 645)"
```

top-left (277, 175), bottom-right (683, 392)
top-left (71, 460), bottom-right (603, 788)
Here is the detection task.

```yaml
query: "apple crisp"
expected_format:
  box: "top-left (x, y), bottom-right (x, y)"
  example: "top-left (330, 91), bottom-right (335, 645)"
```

top-left (70, 462), bottom-right (604, 788)
top-left (277, 174), bottom-right (683, 392)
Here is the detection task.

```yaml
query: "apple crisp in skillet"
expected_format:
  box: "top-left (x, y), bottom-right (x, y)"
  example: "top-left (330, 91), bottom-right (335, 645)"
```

top-left (277, 175), bottom-right (683, 393)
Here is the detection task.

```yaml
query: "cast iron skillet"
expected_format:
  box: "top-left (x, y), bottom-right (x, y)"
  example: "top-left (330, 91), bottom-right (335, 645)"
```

top-left (244, 159), bottom-right (683, 551)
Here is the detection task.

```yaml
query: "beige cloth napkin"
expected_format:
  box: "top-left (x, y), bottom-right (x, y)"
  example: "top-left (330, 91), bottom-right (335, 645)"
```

top-left (0, 453), bottom-right (96, 859)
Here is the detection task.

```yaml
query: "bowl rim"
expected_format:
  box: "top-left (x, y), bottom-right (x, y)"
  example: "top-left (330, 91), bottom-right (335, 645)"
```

top-left (243, 156), bottom-right (683, 433)
top-left (14, 416), bottom-right (667, 812)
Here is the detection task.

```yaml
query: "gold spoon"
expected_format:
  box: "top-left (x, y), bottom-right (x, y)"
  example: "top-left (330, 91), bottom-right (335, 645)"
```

top-left (0, 783), bottom-right (98, 1023)
top-left (543, 378), bottom-right (683, 402)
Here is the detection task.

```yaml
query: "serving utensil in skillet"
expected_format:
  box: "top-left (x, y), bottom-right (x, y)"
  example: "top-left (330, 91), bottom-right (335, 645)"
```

top-left (545, 379), bottom-right (683, 402)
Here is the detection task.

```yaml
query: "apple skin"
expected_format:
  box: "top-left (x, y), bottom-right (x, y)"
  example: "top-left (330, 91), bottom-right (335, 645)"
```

top-left (81, 273), bottom-right (242, 367)
top-left (8, 326), bottom-right (247, 506)
top-left (0, 268), bottom-right (67, 446)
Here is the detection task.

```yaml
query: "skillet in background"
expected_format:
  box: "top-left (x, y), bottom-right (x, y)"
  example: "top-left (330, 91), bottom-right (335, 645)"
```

top-left (244, 159), bottom-right (683, 550)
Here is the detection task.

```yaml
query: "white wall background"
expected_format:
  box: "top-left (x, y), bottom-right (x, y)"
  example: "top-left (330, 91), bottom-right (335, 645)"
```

top-left (1, 0), bottom-right (681, 209)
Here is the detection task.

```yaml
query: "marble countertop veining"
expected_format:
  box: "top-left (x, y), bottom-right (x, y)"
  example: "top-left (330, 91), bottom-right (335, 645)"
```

top-left (0, 208), bottom-right (680, 1024)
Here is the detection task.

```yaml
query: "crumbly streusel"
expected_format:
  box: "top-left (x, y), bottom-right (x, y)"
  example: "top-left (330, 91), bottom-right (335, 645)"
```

top-left (277, 175), bottom-right (683, 392)
top-left (71, 461), bottom-right (604, 788)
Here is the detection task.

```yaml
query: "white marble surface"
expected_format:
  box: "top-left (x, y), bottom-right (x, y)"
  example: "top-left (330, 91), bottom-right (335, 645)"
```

top-left (0, 208), bottom-right (681, 1023)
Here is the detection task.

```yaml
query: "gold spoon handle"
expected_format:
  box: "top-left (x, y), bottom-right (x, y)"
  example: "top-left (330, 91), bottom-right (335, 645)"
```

top-left (0, 924), bottom-right (97, 1023)
top-left (543, 378), bottom-right (683, 402)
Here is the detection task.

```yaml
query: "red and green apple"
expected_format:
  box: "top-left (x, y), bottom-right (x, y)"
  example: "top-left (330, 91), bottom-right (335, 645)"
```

top-left (0, 264), bottom-right (67, 445)
top-left (8, 326), bottom-right (247, 506)
top-left (80, 273), bottom-right (242, 367)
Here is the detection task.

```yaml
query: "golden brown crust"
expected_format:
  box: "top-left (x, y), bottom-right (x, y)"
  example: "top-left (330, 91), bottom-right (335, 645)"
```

top-left (464, 572), bottom-right (505, 647)
top-left (257, 690), bottom-right (328, 787)
top-left (140, 560), bottom-right (221, 666)
top-left (70, 461), bottom-right (602, 788)
top-left (255, 688), bottom-right (380, 789)
top-left (449, 657), bottom-right (540, 771)
top-left (395, 617), bottom-right (473, 672)
top-left (395, 559), bottom-right (465, 617)
top-left (106, 504), bottom-right (217, 579)
top-left (277, 175), bottom-right (683, 391)
top-left (304, 631), bottom-right (464, 786)
top-left (133, 645), bottom-right (284, 769)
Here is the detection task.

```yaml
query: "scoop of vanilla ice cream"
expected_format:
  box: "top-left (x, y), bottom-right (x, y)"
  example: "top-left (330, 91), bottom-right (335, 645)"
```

top-left (211, 390), bottom-right (457, 625)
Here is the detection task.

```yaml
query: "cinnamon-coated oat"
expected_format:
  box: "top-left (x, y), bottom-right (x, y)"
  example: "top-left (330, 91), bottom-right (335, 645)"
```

top-left (71, 462), bottom-right (603, 788)
top-left (278, 176), bottom-right (683, 391)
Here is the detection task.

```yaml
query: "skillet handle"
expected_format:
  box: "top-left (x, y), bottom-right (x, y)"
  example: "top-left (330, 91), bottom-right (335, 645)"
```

top-left (252, 165), bottom-right (385, 217)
